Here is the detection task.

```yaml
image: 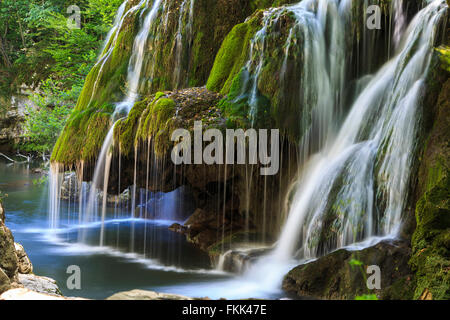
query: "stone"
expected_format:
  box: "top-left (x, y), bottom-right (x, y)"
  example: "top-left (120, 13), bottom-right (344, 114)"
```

top-left (282, 240), bottom-right (415, 300)
top-left (106, 289), bottom-right (193, 300)
top-left (14, 243), bottom-right (33, 274)
top-left (0, 267), bottom-right (11, 294)
top-left (0, 221), bottom-right (18, 280)
top-left (0, 288), bottom-right (85, 300)
top-left (18, 274), bottom-right (62, 296)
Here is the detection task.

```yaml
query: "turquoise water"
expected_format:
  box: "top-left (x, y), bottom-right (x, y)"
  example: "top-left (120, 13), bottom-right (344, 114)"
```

top-left (0, 160), bottom-right (233, 299)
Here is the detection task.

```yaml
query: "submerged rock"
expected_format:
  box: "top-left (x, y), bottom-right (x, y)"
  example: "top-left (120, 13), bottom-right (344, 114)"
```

top-left (282, 240), bottom-right (415, 300)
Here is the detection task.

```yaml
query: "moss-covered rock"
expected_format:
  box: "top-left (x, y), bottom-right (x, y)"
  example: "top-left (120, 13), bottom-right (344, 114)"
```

top-left (0, 202), bottom-right (18, 293)
top-left (409, 47), bottom-right (450, 300)
top-left (283, 240), bottom-right (414, 300)
top-left (52, 0), bottom-right (299, 167)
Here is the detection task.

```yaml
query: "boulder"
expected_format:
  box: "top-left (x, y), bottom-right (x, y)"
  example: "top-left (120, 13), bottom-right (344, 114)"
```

top-left (0, 268), bottom-right (11, 294)
top-left (0, 202), bottom-right (18, 293)
top-left (14, 243), bottom-right (33, 274)
top-left (0, 288), bottom-right (85, 300)
top-left (18, 274), bottom-right (62, 296)
top-left (282, 240), bottom-right (415, 300)
top-left (106, 289), bottom-right (193, 300)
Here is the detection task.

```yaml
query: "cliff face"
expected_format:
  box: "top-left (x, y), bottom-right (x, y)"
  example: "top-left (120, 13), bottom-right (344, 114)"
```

top-left (0, 94), bottom-right (36, 153)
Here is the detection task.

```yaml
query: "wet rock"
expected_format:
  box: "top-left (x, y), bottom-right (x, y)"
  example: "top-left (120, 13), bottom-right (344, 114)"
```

top-left (106, 289), bottom-right (193, 300)
top-left (168, 223), bottom-right (188, 234)
top-left (216, 247), bottom-right (271, 273)
top-left (60, 172), bottom-right (78, 200)
top-left (18, 274), bottom-right (62, 296)
top-left (14, 243), bottom-right (33, 274)
top-left (282, 240), bottom-right (415, 300)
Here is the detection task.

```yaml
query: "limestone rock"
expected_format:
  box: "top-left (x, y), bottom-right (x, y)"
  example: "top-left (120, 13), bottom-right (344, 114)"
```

top-left (0, 216), bottom-right (18, 281)
top-left (0, 268), bottom-right (11, 294)
top-left (18, 274), bottom-right (62, 296)
top-left (0, 288), bottom-right (85, 300)
top-left (14, 243), bottom-right (33, 274)
top-left (106, 289), bottom-right (193, 300)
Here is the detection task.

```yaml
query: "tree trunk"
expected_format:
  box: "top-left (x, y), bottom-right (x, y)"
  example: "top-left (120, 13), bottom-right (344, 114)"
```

top-left (0, 35), bottom-right (12, 68)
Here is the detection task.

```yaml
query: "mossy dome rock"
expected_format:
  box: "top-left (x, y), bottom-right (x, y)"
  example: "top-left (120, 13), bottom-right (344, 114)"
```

top-left (76, 0), bottom-right (301, 114)
top-left (207, 8), bottom-right (306, 138)
top-left (114, 87), bottom-right (224, 158)
top-left (52, 0), bottom-right (300, 167)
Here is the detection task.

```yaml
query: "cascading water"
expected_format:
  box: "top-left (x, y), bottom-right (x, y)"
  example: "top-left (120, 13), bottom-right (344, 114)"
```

top-left (48, 163), bottom-right (63, 229)
top-left (393, 0), bottom-right (407, 48)
top-left (229, 0), bottom-right (447, 296)
top-left (79, 0), bottom-right (165, 244)
top-left (44, 0), bottom-right (448, 299)
top-left (173, 0), bottom-right (195, 88)
top-left (88, 0), bottom-right (144, 107)
top-left (116, 0), bottom-right (164, 114)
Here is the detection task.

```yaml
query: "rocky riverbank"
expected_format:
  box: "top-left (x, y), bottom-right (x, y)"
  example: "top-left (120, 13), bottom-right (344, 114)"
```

top-left (0, 201), bottom-right (65, 297)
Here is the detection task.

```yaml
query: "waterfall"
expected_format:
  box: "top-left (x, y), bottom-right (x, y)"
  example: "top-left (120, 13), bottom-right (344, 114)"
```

top-left (116, 0), bottom-right (164, 115)
top-left (75, 0), bottom-right (165, 243)
top-left (48, 163), bottom-right (63, 229)
top-left (173, 0), bottom-right (195, 88)
top-left (240, 0), bottom-right (348, 157)
top-left (88, 0), bottom-right (144, 107)
top-left (274, 0), bottom-right (447, 261)
top-left (240, 1), bottom-right (447, 292)
top-left (188, 0), bottom-right (448, 298)
top-left (99, 1), bottom-right (128, 56)
top-left (393, 0), bottom-right (407, 49)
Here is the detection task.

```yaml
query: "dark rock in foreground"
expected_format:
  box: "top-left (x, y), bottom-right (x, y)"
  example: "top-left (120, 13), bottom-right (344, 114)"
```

top-left (282, 240), bottom-right (415, 300)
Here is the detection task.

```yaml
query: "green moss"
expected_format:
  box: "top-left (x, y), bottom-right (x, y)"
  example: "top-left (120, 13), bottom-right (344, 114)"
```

top-left (114, 99), bottom-right (148, 157)
top-left (437, 46), bottom-right (450, 73)
top-left (410, 166), bottom-right (450, 300)
top-left (51, 103), bottom-right (114, 164)
top-left (131, 95), bottom-right (177, 157)
top-left (206, 12), bottom-right (263, 94)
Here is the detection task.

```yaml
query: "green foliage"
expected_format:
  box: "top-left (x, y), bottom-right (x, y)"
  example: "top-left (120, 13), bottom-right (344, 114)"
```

top-left (0, 191), bottom-right (7, 202)
top-left (33, 175), bottom-right (48, 186)
top-left (0, 0), bottom-right (122, 155)
top-left (21, 80), bottom-right (71, 156)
